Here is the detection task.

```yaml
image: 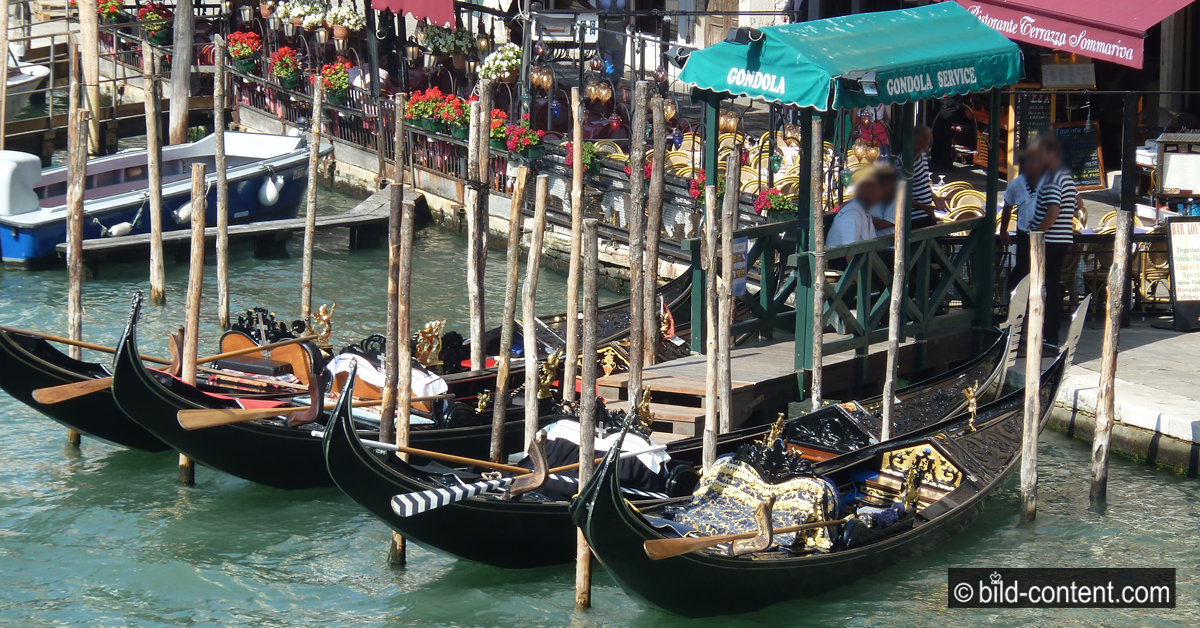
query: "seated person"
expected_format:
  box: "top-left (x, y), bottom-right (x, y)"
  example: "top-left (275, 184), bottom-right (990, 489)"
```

top-left (826, 175), bottom-right (882, 270)
top-left (870, 168), bottom-right (900, 238)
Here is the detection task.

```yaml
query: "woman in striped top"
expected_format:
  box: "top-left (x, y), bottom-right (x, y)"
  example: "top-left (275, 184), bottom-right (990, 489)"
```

top-left (1031, 136), bottom-right (1077, 347)
top-left (911, 125), bottom-right (936, 229)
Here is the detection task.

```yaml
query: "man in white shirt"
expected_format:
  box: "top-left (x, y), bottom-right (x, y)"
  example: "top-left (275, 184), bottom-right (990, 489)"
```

top-left (1000, 148), bottom-right (1046, 293)
top-left (827, 176), bottom-right (882, 270)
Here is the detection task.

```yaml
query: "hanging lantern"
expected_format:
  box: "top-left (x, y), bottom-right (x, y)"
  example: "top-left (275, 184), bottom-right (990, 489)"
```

top-left (598, 83), bottom-right (613, 104)
top-left (315, 27), bottom-right (329, 46)
top-left (852, 139), bottom-right (868, 163)
top-left (663, 99), bottom-right (677, 123)
top-left (415, 20), bottom-right (428, 44)
top-left (673, 128), bottom-right (683, 149)
top-left (589, 56), bottom-right (603, 72)
top-left (769, 153), bottom-right (782, 173)
top-left (783, 123), bottom-right (801, 140)
top-left (283, 21), bottom-right (296, 38)
top-left (865, 140), bottom-right (881, 163)
top-left (608, 113), bottom-right (621, 130)
top-left (334, 37), bottom-right (347, 53)
top-left (267, 15), bottom-right (280, 31)
top-left (550, 100), bottom-right (562, 118)
top-left (533, 41), bottom-right (546, 58)
top-left (476, 32), bottom-right (491, 56)
top-left (238, 4), bottom-right (252, 24)
top-left (586, 80), bottom-right (598, 101)
top-left (465, 55), bottom-right (479, 76)
top-left (653, 65), bottom-right (667, 84)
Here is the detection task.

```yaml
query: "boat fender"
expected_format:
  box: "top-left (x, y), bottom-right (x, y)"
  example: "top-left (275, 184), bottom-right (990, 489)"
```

top-left (258, 175), bottom-right (283, 206)
top-left (106, 221), bottom-right (133, 237)
top-left (173, 201), bottom-right (192, 224)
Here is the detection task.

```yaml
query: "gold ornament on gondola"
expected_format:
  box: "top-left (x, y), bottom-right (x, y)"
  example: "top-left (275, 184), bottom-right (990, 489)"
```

top-left (760, 412), bottom-right (786, 446)
top-left (963, 380), bottom-right (979, 433)
top-left (310, 303), bottom-right (337, 348)
top-left (475, 390), bottom-right (492, 414)
top-left (633, 388), bottom-right (655, 432)
top-left (414, 319), bottom-right (446, 367)
top-left (538, 350), bottom-right (563, 399)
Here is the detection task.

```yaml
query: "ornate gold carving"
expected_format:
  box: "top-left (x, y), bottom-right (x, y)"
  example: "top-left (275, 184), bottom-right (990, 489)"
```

top-left (538, 350), bottom-right (563, 399)
top-left (964, 380), bottom-right (979, 433)
top-left (414, 319), bottom-right (446, 367)
top-left (310, 303), bottom-right (337, 348)
top-left (882, 444), bottom-right (962, 491)
top-left (760, 412), bottom-right (786, 446)
top-left (600, 346), bottom-right (619, 377)
top-left (633, 388), bottom-right (655, 432)
top-left (475, 390), bottom-right (492, 414)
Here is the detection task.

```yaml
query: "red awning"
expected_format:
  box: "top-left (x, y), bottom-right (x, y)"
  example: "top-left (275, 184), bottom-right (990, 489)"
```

top-left (956, 0), bottom-right (1193, 68)
top-left (371, 0), bottom-right (455, 28)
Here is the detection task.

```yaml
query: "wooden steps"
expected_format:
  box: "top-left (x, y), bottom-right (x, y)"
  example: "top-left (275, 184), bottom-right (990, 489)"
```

top-left (607, 400), bottom-right (705, 436)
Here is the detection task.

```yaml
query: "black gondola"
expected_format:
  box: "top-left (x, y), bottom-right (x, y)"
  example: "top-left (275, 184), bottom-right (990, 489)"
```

top-left (0, 328), bottom-right (171, 452)
top-left (322, 328), bottom-right (1016, 568)
top-left (570, 353), bottom-right (1067, 617)
top-left (110, 294), bottom-right (550, 490)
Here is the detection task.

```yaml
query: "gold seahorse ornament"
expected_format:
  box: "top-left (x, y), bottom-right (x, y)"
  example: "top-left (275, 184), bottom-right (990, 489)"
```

top-left (964, 380), bottom-right (979, 433)
top-left (475, 390), bottom-right (492, 414)
top-left (415, 319), bottom-right (446, 367)
top-left (538, 350), bottom-right (563, 399)
top-left (310, 303), bottom-right (337, 348)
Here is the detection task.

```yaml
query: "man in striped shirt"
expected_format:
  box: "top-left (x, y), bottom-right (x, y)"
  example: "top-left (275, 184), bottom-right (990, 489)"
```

top-left (1031, 136), bottom-right (1077, 347)
top-left (911, 125), bottom-right (937, 229)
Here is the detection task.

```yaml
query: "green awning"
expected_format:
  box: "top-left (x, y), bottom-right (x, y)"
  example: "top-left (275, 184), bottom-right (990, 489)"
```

top-left (677, 3), bottom-right (1023, 111)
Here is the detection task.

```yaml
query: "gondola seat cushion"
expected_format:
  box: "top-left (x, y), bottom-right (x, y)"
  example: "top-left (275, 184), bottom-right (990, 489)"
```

top-left (673, 455), bottom-right (841, 550)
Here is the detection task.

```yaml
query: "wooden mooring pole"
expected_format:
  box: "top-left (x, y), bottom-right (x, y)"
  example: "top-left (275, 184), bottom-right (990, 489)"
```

top-left (523, 175), bottom-right (550, 448)
top-left (490, 167), bottom-right (530, 462)
top-left (64, 80), bottom-right (89, 448)
top-left (1021, 232), bottom-right (1046, 521)
top-left (390, 156), bottom-right (417, 566)
top-left (1091, 210), bottom-right (1133, 505)
top-left (168, 0), bottom-right (193, 145)
top-left (143, 42), bottom-right (166, 305)
top-left (464, 99), bottom-right (487, 370)
top-left (575, 217), bottom-right (600, 611)
top-left (299, 81), bottom-right (324, 322)
top-left (880, 181), bottom-right (909, 442)
top-left (809, 115), bottom-right (826, 407)
top-left (180, 164), bottom-right (208, 485)
top-left (627, 81), bottom-right (650, 398)
top-left (718, 149), bottom-right (740, 433)
top-left (380, 102), bottom-right (405, 448)
top-left (78, 0), bottom-right (100, 153)
top-left (702, 186), bottom-right (719, 470)
top-left (0, 0), bottom-right (10, 147)
top-left (561, 91), bottom-right (585, 403)
top-left (643, 96), bottom-right (666, 367)
top-left (213, 36), bottom-right (230, 329)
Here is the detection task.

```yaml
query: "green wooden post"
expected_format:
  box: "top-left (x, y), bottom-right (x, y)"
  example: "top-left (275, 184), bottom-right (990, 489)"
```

top-left (691, 90), bottom-right (722, 354)
top-left (975, 87), bottom-right (1002, 352)
top-left (794, 108), bottom-right (816, 386)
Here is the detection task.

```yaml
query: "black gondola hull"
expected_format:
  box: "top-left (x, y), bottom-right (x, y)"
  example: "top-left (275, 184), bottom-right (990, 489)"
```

top-left (0, 329), bottom-right (170, 452)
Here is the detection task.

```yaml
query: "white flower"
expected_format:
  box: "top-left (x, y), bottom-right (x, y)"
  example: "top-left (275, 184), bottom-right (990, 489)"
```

top-left (480, 43), bottom-right (521, 79)
top-left (302, 12), bottom-right (324, 29)
top-left (325, 6), bottom-right (364, 30)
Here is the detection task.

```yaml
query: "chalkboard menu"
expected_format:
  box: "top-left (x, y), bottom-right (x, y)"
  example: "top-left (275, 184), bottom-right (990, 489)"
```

top-left (1167, 217), bottom-right (1200, 331)
top-left (1016, 93), bottom-right (1052, 148)
top-left (1053, 122), bottom-right (1106, 191)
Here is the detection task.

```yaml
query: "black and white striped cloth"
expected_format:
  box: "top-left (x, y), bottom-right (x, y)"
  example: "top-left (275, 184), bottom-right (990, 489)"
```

top-left (911, 153), bottom-right (933, 221)
top-left (548, 473), bottom-right (669, 500)
top-left (1033, 168), bottom-right (1077, 244)
top-left (391, 478), bottom-right (511, 517)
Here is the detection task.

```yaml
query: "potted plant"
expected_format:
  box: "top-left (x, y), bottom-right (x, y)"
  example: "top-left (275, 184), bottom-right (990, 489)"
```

top-left (259, 0), bottom-right (275, 18)
top-left (480, 43), bottom-right (520, 83)
top-left (436, 94), bottom-right (474, 140)
top-left (564, 140), bottom-right (599, 175)
top-left (489, 108), bottom-right (507, 150)
top-left (754, 188), bottom-right (796, 222)
top-left (426, 25), bottom-right (475, 69)
top-left (504, 113), bottom-right (545, 158)
top-left (226, 31), bottom-right (262, 74)
top-left (313, 57), bottom-right (353, 104)
top-left (302, 12), bottom-right (325, 32)
top-left (325, 5), bottom-right (364, 40)
top-left (404, 87), bottom-right (446, 132)
top-left (275, 1), bottom-right (292, 22)
top-left (138, 2), bottom-right (174, 45)
top-left (688, 169), bottom-right (726, 208)
top-left (97, 0), bottom-right (125, 23)
top-left (269, 46), bottom-right (301, 90)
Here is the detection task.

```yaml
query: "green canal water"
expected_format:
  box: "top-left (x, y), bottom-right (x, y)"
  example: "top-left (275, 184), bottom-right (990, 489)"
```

top-left (0, 190), bottom-right (1197, 626)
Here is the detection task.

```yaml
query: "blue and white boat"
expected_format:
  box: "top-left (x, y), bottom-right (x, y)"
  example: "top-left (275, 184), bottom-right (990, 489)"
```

top-left (0, 132), bottom-right (334, 267)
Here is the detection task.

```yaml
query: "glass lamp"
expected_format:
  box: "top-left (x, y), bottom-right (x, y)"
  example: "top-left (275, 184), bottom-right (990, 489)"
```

top-left (465, 55), bottom-right (479, 76)
top-left (283, 21), bottom-right (296, 38)
top-left (334, 37), bottom-right (347, 53)
top-left (267, 15), bottom-right (280, 31)
top-left (238, 4), bottom-right (252, 24)
top-left (315, 27), bottom-right (329, 46)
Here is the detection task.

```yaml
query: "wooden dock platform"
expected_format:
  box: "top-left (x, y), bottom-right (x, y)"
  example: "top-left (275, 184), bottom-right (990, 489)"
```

top-left (56, 187), bottom-right (400, 265)
top-left (602, 324), bottom-right (981, 437)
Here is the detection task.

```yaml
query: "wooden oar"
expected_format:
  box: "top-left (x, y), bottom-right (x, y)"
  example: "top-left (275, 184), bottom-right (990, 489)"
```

top-left (177, 393), bottom-right (455, 430)
top-left (0, 324), bottom-right (171, 365)
top-left (32, 334), bottom-right (318, 405)
top-left (643, 517), bottom-right (850, 561)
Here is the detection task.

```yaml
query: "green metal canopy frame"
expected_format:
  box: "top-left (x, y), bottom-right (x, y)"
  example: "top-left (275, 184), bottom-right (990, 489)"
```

top-left (678, 2), bottom-right (1023, 111)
